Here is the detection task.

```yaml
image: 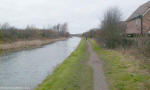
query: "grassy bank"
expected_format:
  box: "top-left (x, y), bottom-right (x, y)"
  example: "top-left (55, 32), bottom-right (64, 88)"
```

top-left (0, 38), bottom-right (66, 52)
top-left (90, 39), bottom-right (150, 90)
top-left (36, 39), bottom-right (93, 90)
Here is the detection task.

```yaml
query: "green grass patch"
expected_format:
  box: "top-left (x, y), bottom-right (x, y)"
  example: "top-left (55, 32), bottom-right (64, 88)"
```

top-left (36, 39), bottom-right (93, 90)
top-left (90, 39), bottom-right (150, 90)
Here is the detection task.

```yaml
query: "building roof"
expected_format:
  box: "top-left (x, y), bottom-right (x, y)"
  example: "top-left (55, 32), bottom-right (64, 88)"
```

top-left (127, 1), bottom-right (150, 21)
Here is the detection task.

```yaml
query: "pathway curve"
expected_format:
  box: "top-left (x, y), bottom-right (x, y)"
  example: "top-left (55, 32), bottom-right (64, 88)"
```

top-left (87, 41), bottom-right (109, 90)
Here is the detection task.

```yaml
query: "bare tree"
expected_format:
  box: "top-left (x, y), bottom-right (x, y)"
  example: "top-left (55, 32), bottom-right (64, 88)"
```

top-left (1, 23), bottom-right (11, 30)
top-left (99, 7), bottom-right (124, 48)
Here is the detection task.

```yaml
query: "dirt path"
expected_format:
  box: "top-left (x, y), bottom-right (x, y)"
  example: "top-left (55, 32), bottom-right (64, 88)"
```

top-left (87, 41), bottom-right (109, 90)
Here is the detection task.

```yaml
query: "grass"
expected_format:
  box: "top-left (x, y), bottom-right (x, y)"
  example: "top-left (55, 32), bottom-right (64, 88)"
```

top-left (36, 39), bottom-right (93, 90)
top-left (90, 39), bottom-right (150, 90)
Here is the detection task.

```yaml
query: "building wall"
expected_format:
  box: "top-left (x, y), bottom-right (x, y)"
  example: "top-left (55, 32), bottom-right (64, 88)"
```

top-left (143, 10), bottom-right (150, 33)
top-left (126, 18), bottom-right (141, 34)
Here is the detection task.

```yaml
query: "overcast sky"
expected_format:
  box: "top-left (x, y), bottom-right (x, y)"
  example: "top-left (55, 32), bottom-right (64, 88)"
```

top-left (0, 0), bottom-right (149, 34)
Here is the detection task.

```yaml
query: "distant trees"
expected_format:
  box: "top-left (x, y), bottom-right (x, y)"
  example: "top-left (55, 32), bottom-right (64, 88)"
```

top-left (52, 23), bottom-right (69, 37)
top-left (0, 23), bottom-right (17, 30)
top-left (1, 23), bottom-right (11, 30)
top-left (0, 23), bottom-right (69, 42)
top-left (84, 29), bottom-right (97, 38)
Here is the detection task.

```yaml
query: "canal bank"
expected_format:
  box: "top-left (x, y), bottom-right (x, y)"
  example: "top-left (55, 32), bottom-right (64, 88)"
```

top-left (36, 39), bottom-right (93, 90)
top-left (0, 37), bottom-right (67, 53)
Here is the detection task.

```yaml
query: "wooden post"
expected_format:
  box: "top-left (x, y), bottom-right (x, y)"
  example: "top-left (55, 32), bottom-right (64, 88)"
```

top-left (140, 15), bottom-right (143, 36)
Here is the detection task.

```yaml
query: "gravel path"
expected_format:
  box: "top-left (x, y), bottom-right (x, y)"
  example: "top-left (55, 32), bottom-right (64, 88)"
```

top-left (87, 41), bottom-right (109, 90)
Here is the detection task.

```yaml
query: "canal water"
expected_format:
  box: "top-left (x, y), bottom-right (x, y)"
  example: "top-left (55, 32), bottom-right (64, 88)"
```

top-left (0, 37), bottom-right (81, 90)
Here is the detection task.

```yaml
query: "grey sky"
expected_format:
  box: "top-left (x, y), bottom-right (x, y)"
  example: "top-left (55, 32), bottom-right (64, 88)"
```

top-left (0, 0), bottom-right (149, 34)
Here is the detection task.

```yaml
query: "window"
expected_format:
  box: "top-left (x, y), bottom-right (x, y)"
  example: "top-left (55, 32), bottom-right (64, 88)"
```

top-left (136, 19), bottom-right (138, 26)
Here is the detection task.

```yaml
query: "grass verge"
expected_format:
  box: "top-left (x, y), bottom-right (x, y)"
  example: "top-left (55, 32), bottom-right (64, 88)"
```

top-left (36, 39), bottom-right (93, 90)
top-left (90, 39), bottom-right (150, 90)
top-left (1, 38), bottom-right (66, 53)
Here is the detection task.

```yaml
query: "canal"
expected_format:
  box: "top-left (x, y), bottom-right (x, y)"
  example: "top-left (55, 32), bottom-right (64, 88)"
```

top-left (0, 37), bottom-right (81, 89)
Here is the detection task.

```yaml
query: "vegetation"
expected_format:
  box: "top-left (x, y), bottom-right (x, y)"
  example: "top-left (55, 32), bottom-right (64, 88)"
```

top-left (85, 7), bottom-right (150, 72)
top-left (85, 7), bottom-right (126, 49)
top-left (90, 39), bottom-right (150, 90)
top-left (0, 23), bottom-right (69, 42)
top-left (36, 39), bottom-right (93, 90)
top-left (99, 8), bottom-right (125, 48)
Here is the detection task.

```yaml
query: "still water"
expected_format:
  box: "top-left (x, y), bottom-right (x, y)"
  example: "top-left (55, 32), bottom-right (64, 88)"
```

top-left (0, 37), bottom-right (81, 90)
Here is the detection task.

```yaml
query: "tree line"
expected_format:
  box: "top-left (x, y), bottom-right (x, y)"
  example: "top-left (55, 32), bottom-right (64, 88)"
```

top-left (0, 23), bottom-right (69, 42)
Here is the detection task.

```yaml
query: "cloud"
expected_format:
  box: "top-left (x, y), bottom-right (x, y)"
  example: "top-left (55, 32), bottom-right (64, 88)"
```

top-left (0, 0), bottom-right (149, 34)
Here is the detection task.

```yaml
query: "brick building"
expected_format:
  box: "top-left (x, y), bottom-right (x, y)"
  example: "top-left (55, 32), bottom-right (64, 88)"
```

top-left (126, 1), bottom-right (150, 35)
